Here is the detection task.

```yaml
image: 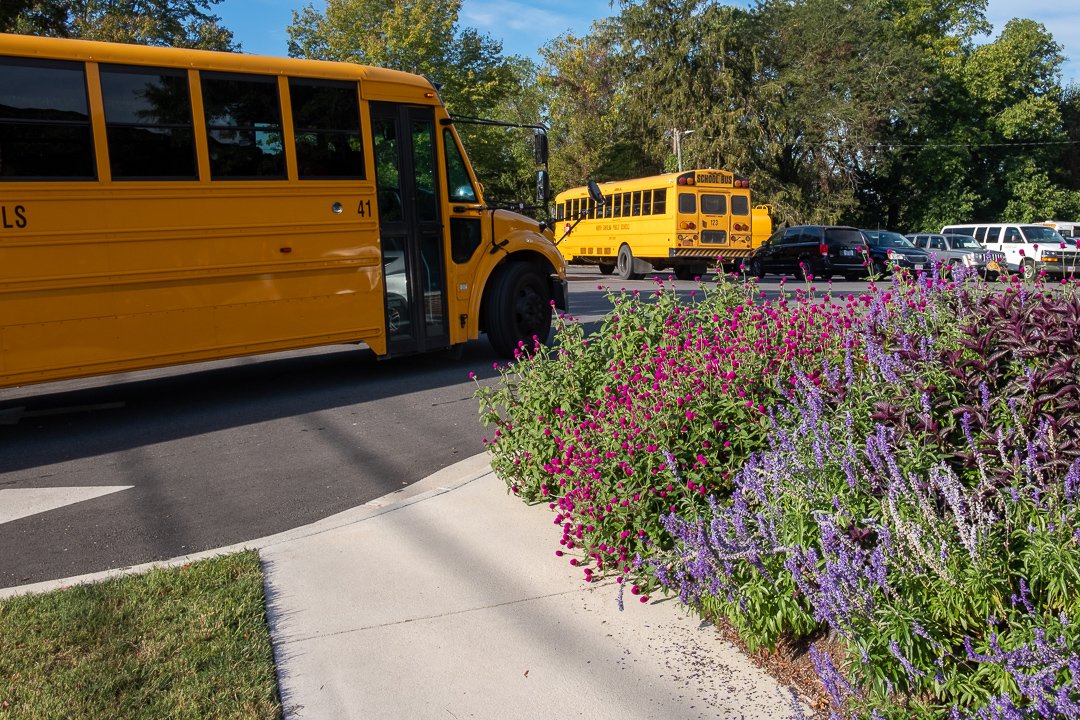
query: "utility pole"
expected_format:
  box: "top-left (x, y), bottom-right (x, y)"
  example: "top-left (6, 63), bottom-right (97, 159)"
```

top-left (674, 129), bottom-right (694, 172)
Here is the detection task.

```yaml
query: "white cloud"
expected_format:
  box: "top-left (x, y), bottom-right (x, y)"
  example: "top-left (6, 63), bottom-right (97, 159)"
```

top-left (461, 0), bottom-right (615, 56)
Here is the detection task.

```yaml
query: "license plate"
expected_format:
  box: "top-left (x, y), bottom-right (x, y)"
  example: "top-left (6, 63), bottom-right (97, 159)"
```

top-left (913, 264), bottom-right (924, 270)
top-left (986, 261), bottom-right (1001, 272)
top-left (1068, 266), bottom-right (1078, 273)
top-left (840, 249), bottom-right (854, 257)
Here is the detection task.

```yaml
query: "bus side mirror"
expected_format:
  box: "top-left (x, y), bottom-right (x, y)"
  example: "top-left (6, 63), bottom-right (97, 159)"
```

top-left (536, 170), bottom-right (549, 203)
top-left (587, 180), bottom-right (605, 208)
top-left (533, 130), bottom-right (548, 164)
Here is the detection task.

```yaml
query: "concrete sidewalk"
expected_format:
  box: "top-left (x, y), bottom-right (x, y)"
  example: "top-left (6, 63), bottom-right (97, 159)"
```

top-left (261, 453), bottom-right (806, 719)
top-left (0, 452), bottom-right (808, 719)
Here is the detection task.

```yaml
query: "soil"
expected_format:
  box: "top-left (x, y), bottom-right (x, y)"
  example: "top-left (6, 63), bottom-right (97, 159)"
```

top-left (706, 612), bottom-right (842, 718)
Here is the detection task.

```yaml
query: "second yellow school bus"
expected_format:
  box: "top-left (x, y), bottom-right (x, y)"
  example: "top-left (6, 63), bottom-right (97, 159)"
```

top-left (0, 33), bottom-right (566, 389)
top-left (554, 169), bottom-right (772, 279)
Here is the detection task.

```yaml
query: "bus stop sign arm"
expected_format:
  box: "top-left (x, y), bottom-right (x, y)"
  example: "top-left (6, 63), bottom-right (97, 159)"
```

top-left (556, 180), bottom-right (606, 245)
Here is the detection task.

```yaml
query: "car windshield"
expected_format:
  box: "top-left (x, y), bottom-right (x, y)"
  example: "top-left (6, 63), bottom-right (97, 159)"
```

top-left (946, 235), bottom-right (983, 250)
top-left (863, 230), bottom-right (915, 248)
top-left (1021, 226), bottom-right (1065, 242)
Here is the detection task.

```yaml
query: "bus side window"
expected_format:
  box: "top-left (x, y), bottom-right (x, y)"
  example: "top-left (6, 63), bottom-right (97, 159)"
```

top-left (653, 189), bottom-right (667, 214)
top-left (0, 57), bottom-right (95, 179)
top-left (201, 72), bottom-right (286, 179)
top-left (290, 78), bottom-right (364, 180)
top-left (587, 198), bottom-right (596, 217)
top-left (572, 198), bottom-right (580, 217)
top-left (100, 65), bottom-right (197, 180)
top-left (642, 190), bottom-right (652, 215)
top-left (631, 191), bottom-right (641, 216)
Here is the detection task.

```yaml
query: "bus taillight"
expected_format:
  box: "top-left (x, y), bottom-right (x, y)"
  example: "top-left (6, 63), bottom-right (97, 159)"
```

top-left (733, 222), bottom-right (749, 232)
top-left (679, 221), bottom-right (697, 230)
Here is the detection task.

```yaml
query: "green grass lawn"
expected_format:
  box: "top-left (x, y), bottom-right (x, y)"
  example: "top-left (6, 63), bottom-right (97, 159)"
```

top-left (0, 551), bottom-right (280, 719)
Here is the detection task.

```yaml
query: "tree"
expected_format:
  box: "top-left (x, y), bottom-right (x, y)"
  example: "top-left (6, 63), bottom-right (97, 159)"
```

top-left (287, 0), bottom-right (513, 118)
top-left (1, 2), bottom-right (67, 36)
top-left (537, 25), bottom-right (653, 193)
top-left (2, 1), bottom-right (236, 51)
top-left (288, 0), bottom-right (540, 207)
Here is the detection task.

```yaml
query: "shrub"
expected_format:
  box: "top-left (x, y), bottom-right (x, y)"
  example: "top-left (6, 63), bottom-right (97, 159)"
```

top-left (477, 267), bottom-right (1080, 718)
top-left (658, 272), bottom-right (1080, 718)
top-left (476, 274), bottom-right (859, 589)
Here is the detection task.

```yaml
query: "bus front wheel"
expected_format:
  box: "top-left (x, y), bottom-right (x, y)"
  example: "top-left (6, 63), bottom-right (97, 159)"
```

top-left (484, 263), bottom-right (553, 358)
top-left (616, 245), bottom-right (639, 280)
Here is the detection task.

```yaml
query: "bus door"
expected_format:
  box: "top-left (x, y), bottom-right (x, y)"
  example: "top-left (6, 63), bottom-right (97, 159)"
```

top-left (699, 191), bottom-right (731, 247)
top-left (371, 103), bottom-right (450, 355)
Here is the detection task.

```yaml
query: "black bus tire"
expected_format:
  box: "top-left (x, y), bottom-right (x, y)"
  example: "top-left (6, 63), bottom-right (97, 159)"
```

top-left (616, 244), bottom-right (638, 280)
top-left (484, 263), bottom-right (553, 358)
top-left (598, 263), bottom-right (615, 275)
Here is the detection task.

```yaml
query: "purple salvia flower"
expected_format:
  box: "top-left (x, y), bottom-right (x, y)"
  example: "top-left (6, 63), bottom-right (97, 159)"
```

top-left (889, 639), bottom-right (927, 680)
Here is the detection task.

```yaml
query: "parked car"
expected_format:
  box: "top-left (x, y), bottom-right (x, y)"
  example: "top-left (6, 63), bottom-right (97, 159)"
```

top-left (940, 223), bottom-right (1074, 280)
top-left (905, 232), bottom-right (1005, 279)
top-left (747, 225), bottom-right (868, 280)
top-left (859, 230), bottom-right (932, 276)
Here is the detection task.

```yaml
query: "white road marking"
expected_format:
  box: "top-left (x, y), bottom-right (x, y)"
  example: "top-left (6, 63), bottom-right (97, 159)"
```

top-left (0, 486), bottom-right (133, 525)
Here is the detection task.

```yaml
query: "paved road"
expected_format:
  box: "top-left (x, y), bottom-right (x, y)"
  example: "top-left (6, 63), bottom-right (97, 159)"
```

top-left (0, 270), bottom-right (875, 588)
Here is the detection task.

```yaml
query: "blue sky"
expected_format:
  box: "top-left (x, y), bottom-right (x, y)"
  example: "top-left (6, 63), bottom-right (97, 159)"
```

top-left (214, 0), bottom-right (1078, 87)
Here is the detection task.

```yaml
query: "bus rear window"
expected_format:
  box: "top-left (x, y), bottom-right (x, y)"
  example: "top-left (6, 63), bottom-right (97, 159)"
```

top-left (731, 195), bottom-right (749, 215)
top-left (0, 57), bottom-right (95, 180)
top-left (678, 192), bottom-right (696, 214)
top-left (701, 194), bottom-right (727, 215)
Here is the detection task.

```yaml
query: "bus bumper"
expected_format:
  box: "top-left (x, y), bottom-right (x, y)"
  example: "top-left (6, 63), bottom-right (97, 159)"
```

top-left (551, 276), bottom-right (569, 312)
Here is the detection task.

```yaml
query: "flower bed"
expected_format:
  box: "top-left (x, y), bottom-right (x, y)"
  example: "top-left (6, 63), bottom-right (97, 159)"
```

top-left (477, 268), bottom-right (1080, 718)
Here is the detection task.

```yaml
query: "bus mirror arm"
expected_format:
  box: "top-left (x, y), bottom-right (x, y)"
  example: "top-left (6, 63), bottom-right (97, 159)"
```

top-left (557, 180), bottom-right (607, 245)
top-left (556, 210), bottom-right (592, 245)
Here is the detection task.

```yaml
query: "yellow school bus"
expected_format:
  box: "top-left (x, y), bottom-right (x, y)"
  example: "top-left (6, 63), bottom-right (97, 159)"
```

top-left (0, 33), bottom-right (566, 389)
top-left (554, 169), bottom-right (772, 279)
